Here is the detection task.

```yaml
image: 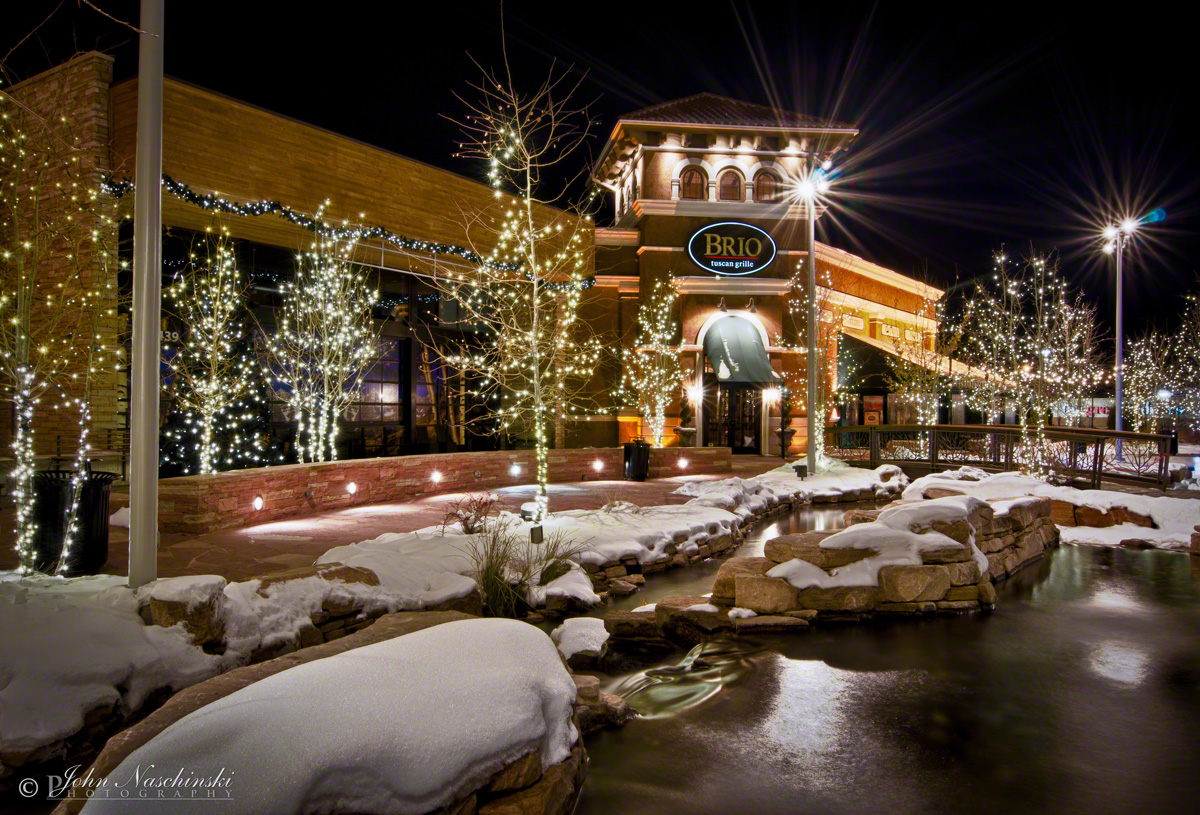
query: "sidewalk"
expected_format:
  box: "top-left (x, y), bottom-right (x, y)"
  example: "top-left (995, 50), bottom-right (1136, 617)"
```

top-left (0, 456), bottom-right (787, 583)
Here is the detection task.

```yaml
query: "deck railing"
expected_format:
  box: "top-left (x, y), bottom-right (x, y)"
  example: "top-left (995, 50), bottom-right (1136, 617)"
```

top-left (824, 424), bottom-right (1174, 487)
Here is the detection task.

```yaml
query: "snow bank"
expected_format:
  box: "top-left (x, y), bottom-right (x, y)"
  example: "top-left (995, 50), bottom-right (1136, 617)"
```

top-left (551, 616), bottom-right (609, 660)
top-left (81, 619), bottom-right (579, 815)
top-left (108, 506), bottom-right (130, 528)
top-left (905, 468), bottom-right (1200, 550)
top-left (675, 461), bottom-right (906, 518)
top-left (0, 576), bottom-right (219, 756)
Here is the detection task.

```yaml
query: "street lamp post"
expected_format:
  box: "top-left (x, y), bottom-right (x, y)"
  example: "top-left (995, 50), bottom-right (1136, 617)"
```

top-left (799, 157), bottom-right (832, 476)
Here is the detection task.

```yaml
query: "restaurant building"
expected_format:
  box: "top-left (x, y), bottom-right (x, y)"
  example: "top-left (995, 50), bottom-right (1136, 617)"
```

top-left (4, 55), bottom-right (944, 471)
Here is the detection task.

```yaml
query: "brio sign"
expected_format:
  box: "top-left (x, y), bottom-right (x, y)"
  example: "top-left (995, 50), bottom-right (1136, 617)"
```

top-left (687, 222), bottom-right (777, 276)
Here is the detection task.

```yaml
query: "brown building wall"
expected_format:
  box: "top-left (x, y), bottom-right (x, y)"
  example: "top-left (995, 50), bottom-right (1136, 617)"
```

top-left (1, 53), bottom-right (124, 458)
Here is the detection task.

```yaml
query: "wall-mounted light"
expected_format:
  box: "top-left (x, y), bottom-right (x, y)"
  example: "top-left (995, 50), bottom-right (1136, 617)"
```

top-left (678, 458), bottom-right (690, 469)
top-left (431, 471), bottom-right (443, 484)
top-left (763, 387), bottom-right (781, 404)
top-left (509, 463), bottom-right (522, 476)
top-left (346, 481), bottom-right (357, 495)
top-left (252, 495), bottom-right (264, 511)
top-left (592, 459), bottom-right (604, 472)
top-left (687, 383), bottom-right (704, 404)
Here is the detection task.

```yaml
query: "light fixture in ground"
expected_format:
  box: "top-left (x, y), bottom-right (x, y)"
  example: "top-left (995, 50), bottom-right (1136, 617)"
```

top-left (678, 457), bottom-right (689, 469)
top-left (509, 463), bottom-right (522, 476)
top-left (431, 471), bottom-right (443, 484)
top-left (252, 495), bottom-right (264, 511)
top-left (346, 481), bottom-right (357, 495)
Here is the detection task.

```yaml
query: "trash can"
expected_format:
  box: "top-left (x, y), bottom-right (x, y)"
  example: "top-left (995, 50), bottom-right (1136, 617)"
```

top-left (623, 439), bottom-right (651, 481)
top-left (30, 469), bottom-right (117, 576)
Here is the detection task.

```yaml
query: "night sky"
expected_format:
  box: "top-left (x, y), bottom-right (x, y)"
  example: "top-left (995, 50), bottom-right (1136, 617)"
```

top-left (4, 1), bottom-right (1196, 334)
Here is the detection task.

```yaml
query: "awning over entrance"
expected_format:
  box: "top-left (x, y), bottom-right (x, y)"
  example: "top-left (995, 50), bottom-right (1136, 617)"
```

top-left (703, 314), bottom-right (781, 386)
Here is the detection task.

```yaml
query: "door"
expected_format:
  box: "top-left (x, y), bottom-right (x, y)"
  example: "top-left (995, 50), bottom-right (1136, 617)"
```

top-left (704, 385), bottom-right (761, 454)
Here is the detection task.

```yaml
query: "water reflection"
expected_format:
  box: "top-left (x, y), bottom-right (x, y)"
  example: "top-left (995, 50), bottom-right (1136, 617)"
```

top-left (615, 640), bottom-right (764, 718)
top-left (579, 509), bottom-right (1200, 815)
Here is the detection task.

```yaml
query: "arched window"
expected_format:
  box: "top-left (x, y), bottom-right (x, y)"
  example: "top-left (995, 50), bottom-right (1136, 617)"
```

top-left (754, 171), bottom-right (779, 203)
top-left (680, 167), bottom-right (706, 200)
top-left (718, 170), bottom-right (743, 201)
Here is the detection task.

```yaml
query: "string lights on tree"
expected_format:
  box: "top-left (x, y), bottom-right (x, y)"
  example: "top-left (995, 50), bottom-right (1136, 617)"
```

top-left (162, 224), bottom-right (270, 474)
top-left (431, 57), bottom-right (605, 523)
top-left (613, 281), bottom-right (683, 448)
top-left (264, 225), bottom-right (381, 463)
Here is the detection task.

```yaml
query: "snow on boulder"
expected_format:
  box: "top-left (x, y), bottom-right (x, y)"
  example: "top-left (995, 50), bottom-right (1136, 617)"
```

top-left (0, 577), bottom-right (219, 759)
top-left (81, 618), bottom-right (580, 815)
top-left (551, 616), bottom-right (609, 660)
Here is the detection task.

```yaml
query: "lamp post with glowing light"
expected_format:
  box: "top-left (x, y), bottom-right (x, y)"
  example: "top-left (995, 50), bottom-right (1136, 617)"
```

top-left (1101, 208), bottom-right (1164, 455)
top-left (797, 158), bottom-right (833, 475)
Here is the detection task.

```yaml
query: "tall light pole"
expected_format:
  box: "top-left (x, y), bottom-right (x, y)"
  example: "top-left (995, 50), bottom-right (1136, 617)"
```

top-left (129, 0), bottom-right (164, 588)
top-left (798, 157), bottom-right (832, 475)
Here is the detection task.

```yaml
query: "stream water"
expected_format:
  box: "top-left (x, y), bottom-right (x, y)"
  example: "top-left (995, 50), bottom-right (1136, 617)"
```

top-left (575, 505), bottom-right (1200, 815)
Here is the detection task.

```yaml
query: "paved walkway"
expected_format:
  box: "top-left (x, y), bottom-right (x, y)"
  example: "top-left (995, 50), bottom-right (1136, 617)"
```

top-left (0, 456), bottom-right (787, 582)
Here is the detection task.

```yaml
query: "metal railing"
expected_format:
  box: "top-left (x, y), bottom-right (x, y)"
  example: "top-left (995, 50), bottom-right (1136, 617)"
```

top-left (825, 424), bottom-right (1174, 488)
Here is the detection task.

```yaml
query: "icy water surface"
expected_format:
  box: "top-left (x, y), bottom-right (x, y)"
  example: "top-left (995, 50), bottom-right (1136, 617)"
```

top-left (578, 510), bottom-right (1200, 815)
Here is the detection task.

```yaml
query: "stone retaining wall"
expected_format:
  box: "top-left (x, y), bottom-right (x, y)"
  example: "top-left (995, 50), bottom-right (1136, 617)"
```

top-left (159, 446), bottom-right (731, 534)
top-left (604, 497), bottom-right (1062, 649)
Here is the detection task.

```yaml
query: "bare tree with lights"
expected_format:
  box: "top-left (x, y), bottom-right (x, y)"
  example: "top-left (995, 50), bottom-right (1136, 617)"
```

top-left (613, 281), bottom-right (683, 447)
top-left (780, 264), bottom-right (858, 461)
top-left (0, 94), bottom-right (120, 572)
top-left (162, 225), bottom-right (262, 474)
top-left (265, 231), bottom-right (380, 463)
top-left (957, 250), bottom-right (1107, 478)
top-left (430, 56), bottom-right (603, 522)
top-left (1121, 330), bottom-right (1175, 432)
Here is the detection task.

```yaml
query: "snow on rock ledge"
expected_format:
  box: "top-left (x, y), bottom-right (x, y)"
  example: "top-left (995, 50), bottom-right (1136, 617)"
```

top-left (905, 467), bottom-right (1200, 551)
top-left (80, 618), bottom-right (583, 815)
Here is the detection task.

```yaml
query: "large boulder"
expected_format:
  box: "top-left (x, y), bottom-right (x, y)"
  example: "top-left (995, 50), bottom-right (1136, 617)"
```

top-left (1110, 506), bottom-right (1154, 528)
top-left (712, 557), bottom-right (773, 602)
top-left (1074, 506), bottom-right (1115, 527)
top-left (797, 586), bottom-right (878, 612)
top-left (733, 574), bottom-right (800, 614)
top-left (654, 595), bottom-right (733, 645)
top-left (946, 560), bottom-right (983, 586)
top-left (878, 565), bottom-right (951, 603)
top-left (919, 541), bottom-right (974, 564)
top-left (147, 575), bottom-right (227, 648)
top-left (478, 745), bottom-right (587, 815)
top-left (764, 531), bottom-right (874, 568)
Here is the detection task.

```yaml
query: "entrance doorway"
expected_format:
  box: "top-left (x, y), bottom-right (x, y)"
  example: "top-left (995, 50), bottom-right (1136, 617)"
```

top-left (704, 384), bottom-right (761, 454)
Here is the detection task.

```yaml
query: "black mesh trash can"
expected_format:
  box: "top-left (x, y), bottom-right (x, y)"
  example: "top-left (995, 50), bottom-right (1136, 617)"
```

top-left (30, 469), bottom-right (118, 575)
top-left (623, 439), bottom-right (651, 481)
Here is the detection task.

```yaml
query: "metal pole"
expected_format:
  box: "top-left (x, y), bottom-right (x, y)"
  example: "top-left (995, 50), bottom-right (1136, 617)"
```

top-left (1114, 234), bottom-right (1124, 460)
top-left (806, 177), bottom-right (818, 476)
top-left (128, 0), bottom-right (164, 588)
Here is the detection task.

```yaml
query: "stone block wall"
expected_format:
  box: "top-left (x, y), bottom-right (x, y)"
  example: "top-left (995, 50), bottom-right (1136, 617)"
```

top-left (158, 446), bottom-right (732, 534)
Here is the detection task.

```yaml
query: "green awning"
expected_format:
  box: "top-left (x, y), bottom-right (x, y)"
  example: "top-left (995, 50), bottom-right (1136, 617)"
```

top-left (703, 315), bottom-right (781, 386)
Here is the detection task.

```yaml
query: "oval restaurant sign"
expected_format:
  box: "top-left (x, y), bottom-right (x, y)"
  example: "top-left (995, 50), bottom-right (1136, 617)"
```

top-left (687, 222), bottom-right (777, 276)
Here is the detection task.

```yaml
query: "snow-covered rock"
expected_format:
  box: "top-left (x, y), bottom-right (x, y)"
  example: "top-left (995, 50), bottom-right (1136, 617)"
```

top-left (80, 618), bottom-right (580, 815)
top-left (906, 468), bottom-right (1200, 550)
top-left (551, 617), bottom-right (609, 661)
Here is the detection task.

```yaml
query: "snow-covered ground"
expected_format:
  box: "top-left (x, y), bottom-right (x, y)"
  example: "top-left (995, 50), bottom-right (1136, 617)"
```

top-left (675, 459), bottom-right (907, 511)
top-left (79, 619), bottom-right (579, 815)
top-left (3, 458), bottom-right (902, 764)
top-left (905, 468), bottom-right (1200, 550)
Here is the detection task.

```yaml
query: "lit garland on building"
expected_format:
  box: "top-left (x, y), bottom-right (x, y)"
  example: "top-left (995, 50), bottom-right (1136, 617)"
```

top-left (613, 281), bottom-right (683, 447)
top-left (102, 174), bottom-right (514, 270)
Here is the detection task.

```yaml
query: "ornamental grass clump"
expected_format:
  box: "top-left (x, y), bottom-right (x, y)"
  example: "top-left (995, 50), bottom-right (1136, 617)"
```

top-left (462, 518), bottom-right (589, 618)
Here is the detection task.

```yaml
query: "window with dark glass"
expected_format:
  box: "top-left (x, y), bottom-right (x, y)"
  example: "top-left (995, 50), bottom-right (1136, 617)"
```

top-left (680, 168), bottom-right (706, 200)
top-left (718, 170), bottom-right (743, 201)
top-left (344, 339), bottom-right (404, 425)
top-left (754, 172), bottom-right (779, 203)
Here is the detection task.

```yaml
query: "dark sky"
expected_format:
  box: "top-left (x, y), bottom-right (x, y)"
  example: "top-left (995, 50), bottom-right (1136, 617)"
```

top-left (4, 1), bottom-right (1196, 334)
